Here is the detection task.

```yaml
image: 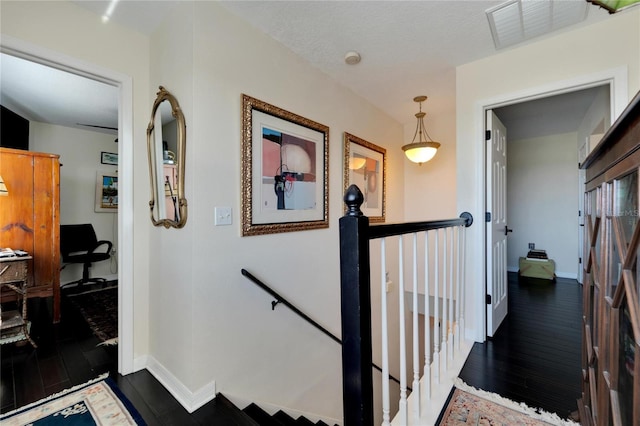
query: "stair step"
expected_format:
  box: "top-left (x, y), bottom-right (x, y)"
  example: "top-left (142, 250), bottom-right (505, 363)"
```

top-left (273, 410), bottom-right (297, 425)
top-left (206, 394), bottom-right (260, 425)
top-left (294, 416), bottom-right (315, 425)
top-left (243, 403), bottom-right (286, 426)
top-left (230, 398), bottom-right (336, 426)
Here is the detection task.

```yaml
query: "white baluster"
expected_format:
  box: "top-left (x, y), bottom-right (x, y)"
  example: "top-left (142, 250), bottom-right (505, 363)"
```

top-left (442, 228), bottom-right (448, 371)
top-left (460, 226), bottom-right (466, 337)
top-left (381, 238), bottom-right (390, 425)
top-left (433, 229), bottom-right (440, 384)
top-left (411, 233), bottom-right (421, 420)
top-left (455, 226), bottom-right (461, 353)
top-left (397, 237), bottom-right (407, 425)
top-left (448, 227), bottom-right (454, 360)
top-left (423, 231), bottom-right (431, 401)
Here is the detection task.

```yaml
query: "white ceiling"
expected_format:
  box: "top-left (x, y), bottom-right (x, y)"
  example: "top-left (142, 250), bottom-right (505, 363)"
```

top-left (1, 0), bottom-right (615, 139)
top-left (0, 53), bottom-right (119, 134)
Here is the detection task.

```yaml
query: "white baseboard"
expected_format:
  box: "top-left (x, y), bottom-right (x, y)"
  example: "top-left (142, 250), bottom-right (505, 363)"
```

top-left (136, 356), bottom-right (339, 423)
top-left (144, 356), bottom-right (216, 413)
top-left (132, 355), bottom-right (148, 372)
top-left (555, 271), bottom-right (577, 280)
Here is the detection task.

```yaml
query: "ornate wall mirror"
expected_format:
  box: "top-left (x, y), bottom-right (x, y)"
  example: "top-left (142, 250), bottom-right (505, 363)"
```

top-left (147, 86), bottom-right (187, 228)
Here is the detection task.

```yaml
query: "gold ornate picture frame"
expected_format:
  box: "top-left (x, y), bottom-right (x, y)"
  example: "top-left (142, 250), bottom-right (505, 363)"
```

top-left (241, 94), bottom-right (329, 236)
top-left (343, 132), bottom-right (386, 223)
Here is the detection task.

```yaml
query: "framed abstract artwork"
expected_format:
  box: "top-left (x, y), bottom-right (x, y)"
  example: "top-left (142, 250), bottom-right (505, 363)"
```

top-left (241, 94), bottom-right (329, 236)
top-left (343, 132), bottom-right (386, 222)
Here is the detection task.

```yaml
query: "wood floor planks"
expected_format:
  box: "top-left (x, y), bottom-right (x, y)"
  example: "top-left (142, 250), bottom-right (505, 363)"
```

top-left (3, 273), bottom-right (583, 423)
top-left (0, 286), bottom-right (250, 425)
top-left (459, 272), bottom-right (583, 420)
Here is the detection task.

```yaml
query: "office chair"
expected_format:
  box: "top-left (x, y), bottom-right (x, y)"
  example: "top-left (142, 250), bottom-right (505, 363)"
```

top-left (60, 224), bottom-right (113, 286)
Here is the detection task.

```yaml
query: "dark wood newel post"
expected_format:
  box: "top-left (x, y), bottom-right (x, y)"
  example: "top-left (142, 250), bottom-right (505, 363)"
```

top-left (339, 184), bottom-right (374, 426)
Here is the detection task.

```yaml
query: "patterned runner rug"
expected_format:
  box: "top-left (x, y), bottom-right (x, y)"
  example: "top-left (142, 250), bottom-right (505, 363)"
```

top-left (438, 380), bottom-right (579, 425)
top-left (0, 374), bottom-right (146, 425)
top-left (67, 285), bottom-right (118, 345)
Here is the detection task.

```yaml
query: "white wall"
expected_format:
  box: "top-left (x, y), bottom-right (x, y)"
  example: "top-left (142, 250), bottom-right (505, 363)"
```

top-left (457, 9), bottom-right (640, 342)
top-left (147, 2), bottom-right (405, 422)
top-left (578, 85), bottom-right (611, 161)
top-left (147, 0), bottom-right (196, 407)
top-left (506, 131), bottom-right (579, 278)
top-left (1, 0), bottom-right (151, 360)
top-left (403, 108), bottom-right (457, 222)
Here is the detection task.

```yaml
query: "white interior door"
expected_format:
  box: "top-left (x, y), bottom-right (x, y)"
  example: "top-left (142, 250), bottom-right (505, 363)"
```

top-left (486, 110), bottom-right (509, 337)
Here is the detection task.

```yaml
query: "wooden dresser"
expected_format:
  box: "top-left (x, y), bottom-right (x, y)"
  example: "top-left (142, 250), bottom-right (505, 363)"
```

top-left (0, 148), bottom-right (61, 322)
top-left (579, 91), bottom-right (640, 425)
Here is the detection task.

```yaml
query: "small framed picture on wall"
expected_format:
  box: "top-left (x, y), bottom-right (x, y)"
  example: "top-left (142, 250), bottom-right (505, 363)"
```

top-left (343, 132), bottom-right (386, 222)
top-left (95, 171), bottom-right (118, 212)
top-left (100, 151), bottom-right (118, 165)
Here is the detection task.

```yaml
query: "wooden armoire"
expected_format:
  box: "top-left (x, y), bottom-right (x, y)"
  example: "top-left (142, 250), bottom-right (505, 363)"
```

top-left (580, 91), bottom-right (640, 425)
top-left (0, 147), bottom-right (61, 322)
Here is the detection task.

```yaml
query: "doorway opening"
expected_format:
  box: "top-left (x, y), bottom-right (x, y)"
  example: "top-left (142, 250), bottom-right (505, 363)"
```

top-left (1, 37), bottom-right (135, 374)
top-left (482, 74), bottom-right (624, 338)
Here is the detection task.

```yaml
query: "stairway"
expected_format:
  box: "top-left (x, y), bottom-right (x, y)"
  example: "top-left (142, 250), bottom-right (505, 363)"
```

top-left (215, 393), bottom-right (335, 426)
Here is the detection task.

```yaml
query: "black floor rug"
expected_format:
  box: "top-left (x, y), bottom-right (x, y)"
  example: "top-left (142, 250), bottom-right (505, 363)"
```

top-left (66, 285), bottom-right (118, 344)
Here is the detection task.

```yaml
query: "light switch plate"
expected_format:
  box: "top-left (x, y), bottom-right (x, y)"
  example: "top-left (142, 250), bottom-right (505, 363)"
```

top-left (214, 207), bottom-right (232, 226)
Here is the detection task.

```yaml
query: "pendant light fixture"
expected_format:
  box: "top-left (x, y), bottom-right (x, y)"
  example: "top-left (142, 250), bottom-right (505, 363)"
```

top-left (402, 96), bottom-right (441, 164)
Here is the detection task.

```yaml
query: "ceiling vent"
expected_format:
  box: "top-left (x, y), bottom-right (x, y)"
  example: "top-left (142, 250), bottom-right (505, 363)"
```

top-left (486, 0), bottom-right (589, 49)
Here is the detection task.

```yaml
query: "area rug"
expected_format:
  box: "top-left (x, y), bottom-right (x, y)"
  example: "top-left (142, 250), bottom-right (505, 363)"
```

top-left (67, 286), bottom-right (118, 345)
top-left (438, 379), bottom-right (579, 425)
top-left (0, 374), bottom-right (146, 425)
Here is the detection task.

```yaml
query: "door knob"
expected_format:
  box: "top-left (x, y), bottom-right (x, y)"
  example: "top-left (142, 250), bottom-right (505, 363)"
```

top-left (504, 226), bottom-right (513, 235)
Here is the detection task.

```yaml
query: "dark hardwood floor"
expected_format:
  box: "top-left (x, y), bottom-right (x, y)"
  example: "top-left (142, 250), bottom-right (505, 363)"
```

top-left (459, 272), bottom-right (583, 421)
top-left (1, 291), bottom-right (116, 414)
top-left (2, 272), bottom-right (582, 424)
top-left (1, 285), bottom-right (250, 425)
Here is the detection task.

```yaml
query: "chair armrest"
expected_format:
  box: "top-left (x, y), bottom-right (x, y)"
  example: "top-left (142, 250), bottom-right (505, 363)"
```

top-left (89, 240), bottom-right (113, 255)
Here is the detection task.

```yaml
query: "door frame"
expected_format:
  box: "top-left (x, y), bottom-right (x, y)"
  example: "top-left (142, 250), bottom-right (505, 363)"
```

top-left (477, 67), bottom-right (627, 340)
top-left (1, 35), bottom-right (136, 374)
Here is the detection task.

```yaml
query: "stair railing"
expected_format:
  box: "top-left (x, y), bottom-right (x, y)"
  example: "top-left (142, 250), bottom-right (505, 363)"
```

top-left (240, 268), bottom-right (405, 387)
top-left (241, 268), bottom-right (341, 345)
top-left (339, 185), bottom-right (473, 426)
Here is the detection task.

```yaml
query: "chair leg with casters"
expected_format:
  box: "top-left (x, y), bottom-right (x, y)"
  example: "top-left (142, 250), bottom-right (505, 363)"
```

top-left (60, 224), bottom-right (113, 288)
top-left (78, 261), bottom-right (107, 285)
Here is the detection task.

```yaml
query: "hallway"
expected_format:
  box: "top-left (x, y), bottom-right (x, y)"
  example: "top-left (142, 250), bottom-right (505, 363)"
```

top-left (459, 272), bottom-right (583, 420)
top-left (2, 272), bottom-right (583, 423)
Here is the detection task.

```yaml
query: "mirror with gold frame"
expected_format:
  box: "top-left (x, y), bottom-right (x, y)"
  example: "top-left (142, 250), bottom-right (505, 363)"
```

top-left (147, 86), bottom-right (187, 228)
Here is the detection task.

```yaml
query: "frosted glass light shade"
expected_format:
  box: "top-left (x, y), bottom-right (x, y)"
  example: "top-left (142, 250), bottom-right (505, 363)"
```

top-left (402, 141), bottom-right (440, 164)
